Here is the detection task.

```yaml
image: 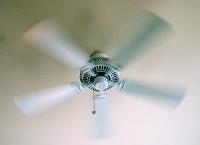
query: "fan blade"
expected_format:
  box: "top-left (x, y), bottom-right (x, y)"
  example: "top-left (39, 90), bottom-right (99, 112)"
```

top-left (113, 11), bottom-right (173, 68)
top-left (14, 83), bottom-right (83, 116)
top-left (91, 94), bottom-right (112, 139)
top-left (23, 20), bottom-right (89, 69)
top-left (117, 80), bottom-right (186, 107)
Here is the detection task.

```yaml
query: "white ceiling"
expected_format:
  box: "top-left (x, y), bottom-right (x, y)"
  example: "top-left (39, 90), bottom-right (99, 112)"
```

top-left (0, 0), bottom-right (200, 145)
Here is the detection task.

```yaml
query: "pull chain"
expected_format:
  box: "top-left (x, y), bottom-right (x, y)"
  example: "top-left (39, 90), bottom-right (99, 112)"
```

top-left (92, 91), bottom-right (96, 114)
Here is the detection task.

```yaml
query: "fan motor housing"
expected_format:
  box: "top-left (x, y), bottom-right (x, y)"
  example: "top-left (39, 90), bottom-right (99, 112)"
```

top-left (80, 53), bottom-right (120, 91)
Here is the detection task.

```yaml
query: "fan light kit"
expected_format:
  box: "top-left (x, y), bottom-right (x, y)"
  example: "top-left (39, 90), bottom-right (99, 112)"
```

top-left (14, 10), bottom-right (186, 138)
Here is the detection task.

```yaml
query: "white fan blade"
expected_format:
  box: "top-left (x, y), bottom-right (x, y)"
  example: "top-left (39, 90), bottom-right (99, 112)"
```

top-left (23, 20), bottom-right (89, 69)
top-left (91, 95), bottom-right (112, 139)
top-left (117, 80), bottom-right (186, 107)
top-left (14, 83), bottom-right (83, 116)
top-left (113, 11), bottom-right (173, 68)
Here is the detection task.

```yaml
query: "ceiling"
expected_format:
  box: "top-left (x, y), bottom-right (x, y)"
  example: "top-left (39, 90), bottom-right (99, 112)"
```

top-left (0, 0), bottom-right (200, 145)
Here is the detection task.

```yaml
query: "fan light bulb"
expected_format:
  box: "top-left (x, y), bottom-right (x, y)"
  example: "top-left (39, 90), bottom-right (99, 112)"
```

top-left (94, 76), bottom-right (108, 91)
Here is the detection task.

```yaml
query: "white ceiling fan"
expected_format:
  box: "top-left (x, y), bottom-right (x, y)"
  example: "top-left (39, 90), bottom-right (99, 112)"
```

top-left (14, 10), bottom-right (186, 138)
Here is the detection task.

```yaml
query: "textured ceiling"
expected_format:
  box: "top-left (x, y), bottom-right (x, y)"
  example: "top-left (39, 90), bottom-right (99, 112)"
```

top-left (0, 0), bottom-right (200, 145)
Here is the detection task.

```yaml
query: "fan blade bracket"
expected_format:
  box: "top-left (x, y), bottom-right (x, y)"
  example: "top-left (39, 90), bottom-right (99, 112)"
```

top-left (116, 80), bottom-right (126, 92)
top-left (70, 82), bottom-right (84, 93)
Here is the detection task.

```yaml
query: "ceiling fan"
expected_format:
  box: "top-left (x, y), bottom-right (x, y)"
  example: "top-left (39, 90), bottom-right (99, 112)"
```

top-left (14, 10), bottom-right (186, 138)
